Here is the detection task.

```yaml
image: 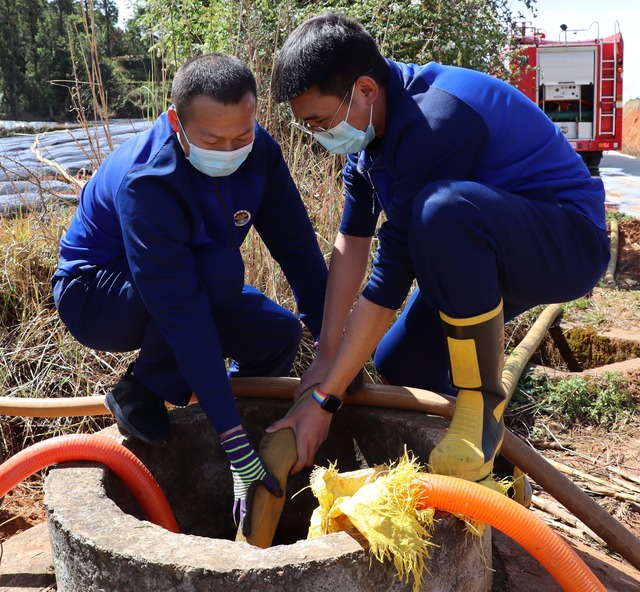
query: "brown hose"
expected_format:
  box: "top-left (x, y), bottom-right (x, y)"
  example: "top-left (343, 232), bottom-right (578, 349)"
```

top-left (2, 379), bottom-right (639, 569)
top-left (0, 394), bottom-right (108, 417)
top-left (502, 303), bottom-right (564, 398)
top-left (233, 377), bottom-right (640, 572)
top-left (2, 306), bottom-right (639, 570)
top-left (603, 218), bottom-right (619, 288)
top-left (0, 301), bottom-right (562, 418)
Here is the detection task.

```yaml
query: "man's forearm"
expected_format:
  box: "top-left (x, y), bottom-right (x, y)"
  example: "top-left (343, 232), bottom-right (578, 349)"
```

top-left (320, 295), bottom-right (396, 396)
top-left (316, 232), bottom-right (372, 359)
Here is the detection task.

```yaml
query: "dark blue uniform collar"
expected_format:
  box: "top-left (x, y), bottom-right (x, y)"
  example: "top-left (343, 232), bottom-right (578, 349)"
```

top-left (355, 59), bottom-right (422, 177)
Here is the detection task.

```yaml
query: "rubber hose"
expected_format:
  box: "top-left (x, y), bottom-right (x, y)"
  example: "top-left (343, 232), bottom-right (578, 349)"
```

top-left (413, 473), bottom-right (606, 592)
top-left (0, 390), bottom-right (606, 589)
top-left (2, 377), bottom-right (639, 573)
top-left (0, 433), bottom-right (179, 533)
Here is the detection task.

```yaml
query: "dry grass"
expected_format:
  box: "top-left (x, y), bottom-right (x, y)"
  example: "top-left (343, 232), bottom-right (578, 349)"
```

top-left (0, 124), bottom-right (349, 457)
top-left (564, 288), bottom-right (640, 330)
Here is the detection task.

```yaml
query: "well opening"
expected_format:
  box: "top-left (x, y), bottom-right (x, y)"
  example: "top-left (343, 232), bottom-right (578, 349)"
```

top-left (510, 323), bottom-right (640, 372)
top-left (104, 399), bottom-right (450, 543)
top-left (45, 399), bottom-right (492, 592)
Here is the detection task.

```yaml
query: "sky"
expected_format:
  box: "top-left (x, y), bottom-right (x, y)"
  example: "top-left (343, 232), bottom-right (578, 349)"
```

top-left (115, 0), bottom-right (131, 27)
top-left (114, 0), bottom-right (638, 103)
top-left (519, 0), bottom-right (639, 103)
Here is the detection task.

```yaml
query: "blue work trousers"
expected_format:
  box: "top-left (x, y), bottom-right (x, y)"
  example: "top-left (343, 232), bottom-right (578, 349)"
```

top-left (52, 247), bottom-right (302, 405)
top-left (374, 180), bottom-right (610, 394)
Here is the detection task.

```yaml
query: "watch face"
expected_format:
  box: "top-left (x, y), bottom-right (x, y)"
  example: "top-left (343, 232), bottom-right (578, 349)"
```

top-left (321, 394), bottom-right (343, 413)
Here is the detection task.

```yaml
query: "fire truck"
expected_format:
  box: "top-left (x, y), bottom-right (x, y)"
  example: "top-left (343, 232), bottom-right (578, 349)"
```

top-left (510, 23), bottom-right (623, 169)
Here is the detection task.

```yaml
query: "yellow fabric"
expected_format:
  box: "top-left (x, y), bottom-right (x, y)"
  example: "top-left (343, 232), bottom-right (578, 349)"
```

top-left (446, 337), bottom-right (481, 388)
top-left (439, 298), bottom-right (503, 326)
top-left (307, 451), bottom-right (512, 592)
top-left (308, 453), bottom-right (435, 592)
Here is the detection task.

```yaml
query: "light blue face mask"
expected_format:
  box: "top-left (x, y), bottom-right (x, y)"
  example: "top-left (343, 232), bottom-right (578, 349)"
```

top-left (313, 87), bottom-right (375, 155)
top-left (178, 118), bottom-right (253, 177)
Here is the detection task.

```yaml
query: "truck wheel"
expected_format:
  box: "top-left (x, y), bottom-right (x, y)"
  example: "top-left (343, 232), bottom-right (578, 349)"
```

top-left (581, 151), bottom-right (603, 171)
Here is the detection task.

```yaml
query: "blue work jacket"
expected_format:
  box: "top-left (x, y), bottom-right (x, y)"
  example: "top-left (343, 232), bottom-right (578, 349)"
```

top-left (57, 112), bottom-right (327, 431)
top-left (340, 60), bottom-right (606, 310)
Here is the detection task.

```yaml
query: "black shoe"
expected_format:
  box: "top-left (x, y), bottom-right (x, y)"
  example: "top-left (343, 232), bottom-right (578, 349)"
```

top-left (104, 364), bottom-right (170, 447)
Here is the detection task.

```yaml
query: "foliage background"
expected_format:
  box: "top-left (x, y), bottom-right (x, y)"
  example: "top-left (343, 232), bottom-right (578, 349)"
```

top-left (0, 0), bottom-right (535, 452)
top-left (0, 0), bottom-right (535, 124)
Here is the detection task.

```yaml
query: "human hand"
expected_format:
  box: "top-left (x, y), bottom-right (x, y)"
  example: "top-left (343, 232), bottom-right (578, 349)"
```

top-left (293, 358), bottom-right (326, 400)
top-left (266, 387), bottom-right (333, 474)
top-left (220, 428), bottom-right (283, 536)
top-left (295, 360), bottom-right (363, 399)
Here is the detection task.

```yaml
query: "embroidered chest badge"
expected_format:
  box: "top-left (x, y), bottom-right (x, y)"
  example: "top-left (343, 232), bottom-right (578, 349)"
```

top-left (234, 210), bottom-right (251, 226)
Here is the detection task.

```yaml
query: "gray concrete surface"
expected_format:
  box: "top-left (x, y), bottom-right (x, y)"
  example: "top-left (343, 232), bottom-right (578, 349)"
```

top-left (44, 399), bottom-right (492, 591)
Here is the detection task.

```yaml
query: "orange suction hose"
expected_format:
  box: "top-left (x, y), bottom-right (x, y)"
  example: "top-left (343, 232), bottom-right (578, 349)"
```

top-left (0, 433), bottom-right (179, 533)
top-left (0, 396), bottom-right (606, 590)
top-left (413, 473), bottom-right (606, 592)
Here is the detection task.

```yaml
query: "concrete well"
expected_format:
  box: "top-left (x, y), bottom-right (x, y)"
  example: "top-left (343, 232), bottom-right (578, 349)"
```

top-left (44, 399), bottom-right (492, 591)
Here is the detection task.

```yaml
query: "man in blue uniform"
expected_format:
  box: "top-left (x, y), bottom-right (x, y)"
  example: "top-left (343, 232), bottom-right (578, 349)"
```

top-left (267, 13), bottom-right (609, 488)
top-left (52, 53), bottom-right (328, 532)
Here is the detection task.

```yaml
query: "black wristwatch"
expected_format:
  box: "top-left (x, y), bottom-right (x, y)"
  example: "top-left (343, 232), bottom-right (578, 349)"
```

top-left (312, 388), bottom-right (343, 413)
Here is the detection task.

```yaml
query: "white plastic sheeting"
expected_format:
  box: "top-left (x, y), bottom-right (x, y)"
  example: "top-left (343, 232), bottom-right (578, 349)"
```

top-left (0, 120), bottom-right (150, 214)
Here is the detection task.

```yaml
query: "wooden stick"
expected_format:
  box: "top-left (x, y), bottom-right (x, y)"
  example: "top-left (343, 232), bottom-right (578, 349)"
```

top-left (532, 495), bottom-right (605, 544)
top-left (609, 465), bottom-right (640, 487)
top-left (235, 390), bottom-right (309, 548)
top-left (610, 476), bottom-right (640, 496)
top-left (536, 515), bottom-right (589, 542)
top-left (545, 457), bottom-right (616, 489)
top-left (530, 440), bottom-right (573, 451)
top-left (603, 218), bottom-right (619, 288)
top-left (582, 483), bottom-right (640, 504)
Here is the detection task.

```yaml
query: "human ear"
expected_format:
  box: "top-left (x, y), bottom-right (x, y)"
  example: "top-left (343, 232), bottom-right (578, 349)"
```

top-left (167, 106), bottom-right (181, 133)
top-left (356, 76), bottom-right (379, 105)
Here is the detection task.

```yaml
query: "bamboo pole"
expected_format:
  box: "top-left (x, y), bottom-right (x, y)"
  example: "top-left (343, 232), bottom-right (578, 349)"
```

top-left (2, 305), bottom-right (640, 570)
top-left (604, 218), bottom-right (619, 288)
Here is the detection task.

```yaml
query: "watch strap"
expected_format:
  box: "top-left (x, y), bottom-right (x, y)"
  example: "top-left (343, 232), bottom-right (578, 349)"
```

top-left (312, 388), bottom-right (343, 413)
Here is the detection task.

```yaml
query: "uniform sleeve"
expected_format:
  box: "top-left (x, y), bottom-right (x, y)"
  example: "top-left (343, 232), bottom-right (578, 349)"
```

top-left (339, 153), bottom-right (381, 238)
top-left (252, 136), bottom-right (328, 339)
top-left (117, 160), bottom-right (241, 434)
top-left (362, 86), bottom-right (490, 310)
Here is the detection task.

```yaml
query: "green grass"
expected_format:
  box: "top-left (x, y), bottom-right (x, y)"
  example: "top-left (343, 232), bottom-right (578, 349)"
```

top-left (510, 370), bottom-right (637, 431)
top-left (606, 210), bottom-right (636, 224)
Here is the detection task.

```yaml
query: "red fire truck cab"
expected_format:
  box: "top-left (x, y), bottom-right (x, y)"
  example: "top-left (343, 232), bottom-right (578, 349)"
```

top-left (511, 23), bottom-right (623, 169)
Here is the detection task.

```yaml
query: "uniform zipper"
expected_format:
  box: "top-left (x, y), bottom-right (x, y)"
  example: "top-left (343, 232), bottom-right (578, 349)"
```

top-left (366, 168), bottom-right (379, 215)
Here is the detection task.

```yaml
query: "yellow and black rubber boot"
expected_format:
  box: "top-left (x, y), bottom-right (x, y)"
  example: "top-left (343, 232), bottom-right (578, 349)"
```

top-left (429, 300), bottom-right (507, 482)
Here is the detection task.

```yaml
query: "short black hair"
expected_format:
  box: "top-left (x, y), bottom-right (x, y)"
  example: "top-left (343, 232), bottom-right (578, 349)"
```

top-left (171, 53), bottom-right (257, 123)
top-left (271, 12), bottom-right (388, 103)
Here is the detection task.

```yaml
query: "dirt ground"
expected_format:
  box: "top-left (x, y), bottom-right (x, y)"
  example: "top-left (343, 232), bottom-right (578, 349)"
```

top-left (2, 221), bottom-right (640, 590)
top-left (523, 217), bottom-right (640, 534)
top-left (623, 100), bottom-right (640, 157)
